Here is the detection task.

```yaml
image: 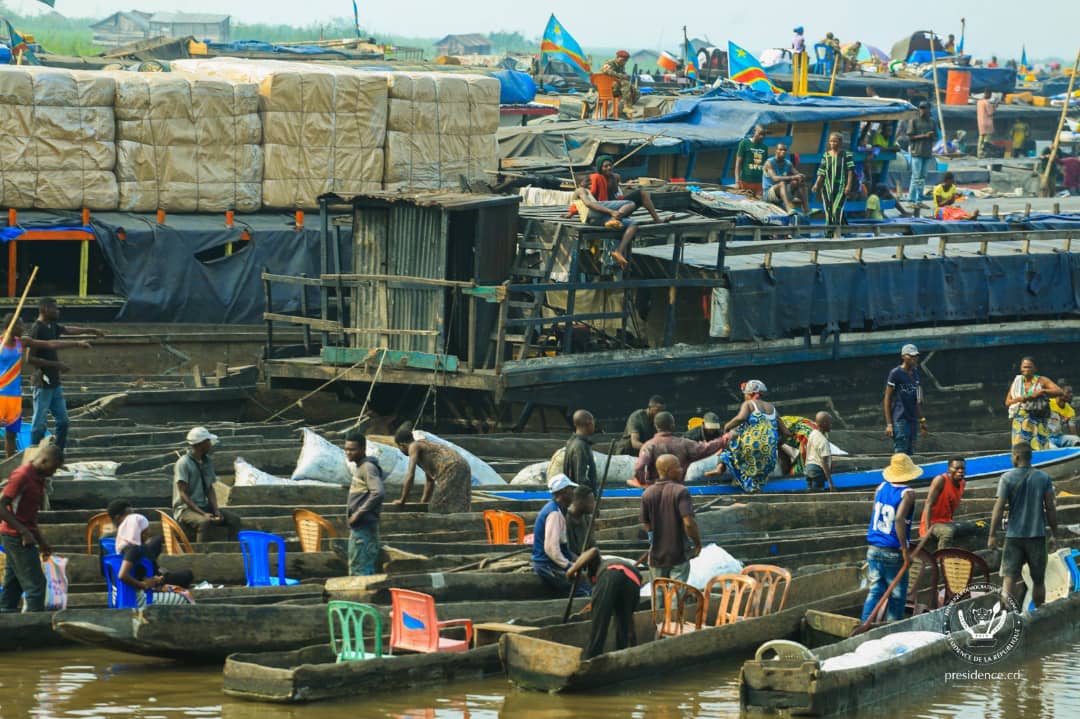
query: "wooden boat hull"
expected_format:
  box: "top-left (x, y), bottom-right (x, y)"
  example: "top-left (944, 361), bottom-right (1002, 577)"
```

top-left (740, 591), bottom-right (1080, 716)
top-left (0, 612), bottom-right (67, 650)
top-left (500, 566), bottom-right (867, 693)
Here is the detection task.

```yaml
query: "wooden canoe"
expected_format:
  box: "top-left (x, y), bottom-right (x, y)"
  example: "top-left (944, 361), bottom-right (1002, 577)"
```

top-left (739, 590), bottom-right (1080, 716)
top-left (51, 596), bottom-right (593, 662)
top-left (499, 566), bottom-right (868, 693)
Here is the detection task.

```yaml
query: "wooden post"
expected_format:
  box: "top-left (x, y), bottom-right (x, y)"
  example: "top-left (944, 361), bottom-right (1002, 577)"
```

top-left (929, 32), bottom-right (948, 142)
top-left (992, 204), bottom-right (999, 220)
top-left (663, 232), bottom-right (683, 347)
top-left (467, 292), bottom-right (477, 371)
top-left (332, 224), bottom-right (346, 346)
top-left (78, 238), bottom-right (89, 298)
top-left (299, 273), bottom-right (312, 354)
top-left (317, 199), bottom-right (329, 350)
top-left (264, 269), bottom-right (274, 360)
top-left (562, 244), bottom-right (579, 354)
top-left (1, 265), bottom-right (38, 347)
top-left (1042, 48), bottom-right (1080, 195)
top-left (494, 289), bottom-right (509, 374)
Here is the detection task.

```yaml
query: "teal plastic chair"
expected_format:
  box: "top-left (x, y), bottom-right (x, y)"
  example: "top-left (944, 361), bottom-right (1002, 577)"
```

top-left (328, 600), bottom-right (383, 662)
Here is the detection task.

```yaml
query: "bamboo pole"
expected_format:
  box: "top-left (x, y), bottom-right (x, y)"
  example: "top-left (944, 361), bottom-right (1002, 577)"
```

top-left (1, 265), bottom-right (39, 348)
top-left (929, 31), bottom-right (947, 145)
top-left (1041, 48), bottom-right (1080, 195)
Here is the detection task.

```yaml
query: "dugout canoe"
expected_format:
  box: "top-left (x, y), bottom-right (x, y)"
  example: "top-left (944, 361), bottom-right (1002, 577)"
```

top-left (739, 590), bottom-right (1080, 716)
top-left (492, 447), bottom-right (1080, 500)
top-left (500, 566), bottom-right (868, 693)
top-left (51, 596), bottom-right (593, 662)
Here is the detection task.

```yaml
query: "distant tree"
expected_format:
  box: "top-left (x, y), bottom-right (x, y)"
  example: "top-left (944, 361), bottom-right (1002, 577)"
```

top-left (488, 30), bottom-right (538, 54)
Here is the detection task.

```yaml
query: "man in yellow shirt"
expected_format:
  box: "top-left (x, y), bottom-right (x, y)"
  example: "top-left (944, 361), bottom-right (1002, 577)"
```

top-left (932, 172), bottom-right (980, 220)
top-left (1049, 385), bottom-right (1080, 447)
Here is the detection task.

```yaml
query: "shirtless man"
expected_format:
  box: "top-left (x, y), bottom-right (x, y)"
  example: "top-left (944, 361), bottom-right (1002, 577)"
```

top-left (392, 423), bottom-right (472, 514)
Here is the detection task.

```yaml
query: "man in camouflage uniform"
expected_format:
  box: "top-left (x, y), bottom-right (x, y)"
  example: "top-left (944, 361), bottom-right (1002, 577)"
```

top-left (600, 50), bottom-right (639, 111)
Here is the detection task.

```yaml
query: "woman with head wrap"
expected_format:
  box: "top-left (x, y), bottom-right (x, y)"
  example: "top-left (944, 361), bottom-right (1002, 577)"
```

top-left (708, 379), bottom-right (789, 492)
top-left (109, 499), bottom-right (194, 607)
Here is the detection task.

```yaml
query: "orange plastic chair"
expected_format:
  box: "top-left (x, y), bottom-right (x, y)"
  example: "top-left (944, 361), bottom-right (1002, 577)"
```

top-left (591, 73), bottom-right (620, 119)
top-left (740, 564), bottom-right (792, 617)
top-left (704, 574), bottom-right (758, 626)
top-left (156, 510), bottom-right (194, 555)
top-left (482, 509), bottom-right (527, 545)
top-left (85, 512), bottom-right (115, 555)
top-left (388, 588), bottom-right (473, 654)
top-left (651, 578), bottom-right (706, 637)
top-left (293, 509), bottom-right (339, 553)
top-left (934, 548), bottom-right (991, 604)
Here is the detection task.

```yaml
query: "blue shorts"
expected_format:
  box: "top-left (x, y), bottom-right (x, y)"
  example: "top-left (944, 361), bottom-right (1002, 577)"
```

top-left (588, 200), bottom-right (635, 228)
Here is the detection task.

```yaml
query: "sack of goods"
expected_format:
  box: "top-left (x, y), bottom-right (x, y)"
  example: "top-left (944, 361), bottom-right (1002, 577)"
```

top-left (173, 58), bottom-right (387, 209)
top-left (0, 66), bottom-right (119, 209)
top-left (112, 72), bottom-right (263, 212)
top-left (381, 71), bottom-right (500, 191)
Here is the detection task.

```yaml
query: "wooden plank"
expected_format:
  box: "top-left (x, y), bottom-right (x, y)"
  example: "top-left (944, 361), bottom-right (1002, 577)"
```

top-left (261, 272), bottom-right (322, 287)
top-left (262, 313), bottom-right (340, 332)
top-left (726, 236), bottom-right (929, 256)
top-left (803, 609), bottom-right (860, 638)
top-left (320, 347), bottom-right (459, 373)
top-left (325, 273), bottom-right (474, 289)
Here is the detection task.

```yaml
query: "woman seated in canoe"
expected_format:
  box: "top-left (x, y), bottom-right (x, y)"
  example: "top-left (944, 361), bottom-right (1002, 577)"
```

top-left (705, 380), bottom-right (789, 493)
top-left (778, 415), bottom-right (817, 476)
top-left (108, 499), bottom-right (194, 606)
top-left (1005, 356), bottom-right (1063, 450)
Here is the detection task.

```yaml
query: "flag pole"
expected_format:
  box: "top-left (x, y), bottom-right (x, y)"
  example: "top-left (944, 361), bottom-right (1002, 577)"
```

top-left (1041, 47), bottom-right (1080, 196)
top-left (930, 30), bottom-right (948, 147)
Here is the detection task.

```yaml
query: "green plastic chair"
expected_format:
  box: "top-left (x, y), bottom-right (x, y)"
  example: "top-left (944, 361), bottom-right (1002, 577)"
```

top-left (328, 600), bottom-right (383, 662)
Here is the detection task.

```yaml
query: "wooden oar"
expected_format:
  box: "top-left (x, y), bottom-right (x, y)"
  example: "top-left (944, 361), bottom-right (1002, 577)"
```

top-left (447, 546), bottom-right (532, 573)
top-left (1, 265), bottom-right (39, 348)
top-left (562, 437), bottom-right (618, 622)
top-left (850, 530), bottom-right (934, 636)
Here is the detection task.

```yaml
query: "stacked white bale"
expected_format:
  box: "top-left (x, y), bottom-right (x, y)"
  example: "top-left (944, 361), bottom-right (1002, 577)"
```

top-left (381, 71), bottom-right (500, 191)
top-left (0, 66), bottom-right (118, 209)
top-left (112, 72), bottom-right (262, 212)
top-left (173, 58), bottom-right (387, 208)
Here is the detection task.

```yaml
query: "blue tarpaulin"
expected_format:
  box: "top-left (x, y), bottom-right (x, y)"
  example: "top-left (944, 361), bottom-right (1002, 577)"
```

top-left (922, 66), bottom-right (1016, 94)
top-left (592, 87), bottom-right (914, 151)
top-left (204, 40), bottom-right (352, 57)
top-left (493, 69), bottom-right (537, 104)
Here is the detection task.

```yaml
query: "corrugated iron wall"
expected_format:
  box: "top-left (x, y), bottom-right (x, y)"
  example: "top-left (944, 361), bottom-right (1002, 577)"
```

top-left (351, 203), bottom-right (446, 353)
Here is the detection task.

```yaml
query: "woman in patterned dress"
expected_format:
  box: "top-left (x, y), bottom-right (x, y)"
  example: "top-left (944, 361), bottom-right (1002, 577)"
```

top-left (811, 132), bottom-right (856, 226)
top-left (1005, 356), bottom-right (1063, 450)
top-left (709, 380), bottom-right (790, 493)
top-left (779, 416), bottom-right (818, 476)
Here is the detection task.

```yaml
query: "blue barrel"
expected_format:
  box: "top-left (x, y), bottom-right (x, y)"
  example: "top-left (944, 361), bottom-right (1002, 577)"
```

top-left (0, 45), bottom-right (11, 65)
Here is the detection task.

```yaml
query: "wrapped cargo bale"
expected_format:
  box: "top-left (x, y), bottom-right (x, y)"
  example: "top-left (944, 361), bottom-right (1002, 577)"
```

top-left (0, 66), bottom-right (118, 210)
top-left (173, 58), bottom-right (387, 208)
top-left (113, 72), bottom-right (262, 212)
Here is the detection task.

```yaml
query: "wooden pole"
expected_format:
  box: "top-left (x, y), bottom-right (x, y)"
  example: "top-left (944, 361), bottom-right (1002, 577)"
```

top-left (1041, 48), bottom-right (1080, 195)
top-left (1, 265), bottom-right (39, 347)
top-left (562, 437), bottom-right (618, 622)
top-left (929, 31), bottom-right (947, 145)
top-left (850, 531), bottom-right (933, 636)
top-left (613, 131), bottom-right (666, 169)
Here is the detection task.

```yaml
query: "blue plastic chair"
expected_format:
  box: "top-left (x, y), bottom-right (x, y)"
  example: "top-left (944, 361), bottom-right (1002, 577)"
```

top-left (102, 553), bottom-right (154, 609)
top-left (1064, 549), bottom-right (1080, 592)
top-left (100, 537), bottom-right (117, 555)
top-left (238, 530), bottom-right (300, 587)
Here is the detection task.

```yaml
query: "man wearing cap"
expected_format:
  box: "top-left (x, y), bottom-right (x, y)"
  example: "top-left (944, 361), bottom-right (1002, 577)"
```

top-left (532, 474), bottom-right (589, 597)
top-left (883, 344), bottom-right (927, 456)
top-left (684, 412), bottom-right (723, 442)
top-left (172, 427), bottom-right (243, 544)
top-left (601, 51), bottom-right (640, 110)
top-left (907, 102), bottom-right (938, 204)
top-left (860, 453), bottom-right (919, 622)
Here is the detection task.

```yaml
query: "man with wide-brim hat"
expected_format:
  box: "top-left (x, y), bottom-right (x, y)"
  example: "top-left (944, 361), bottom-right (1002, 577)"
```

top-left (859, 453), bottom-right (920, 623)
top-left (172, 426), bottom-right (243, 544)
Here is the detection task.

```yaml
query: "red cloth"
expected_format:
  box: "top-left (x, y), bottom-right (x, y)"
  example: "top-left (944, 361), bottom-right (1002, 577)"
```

top-left (1060, 157), bottom-right (1080, 190)
top-left (920, 473), bottom-right (966, 535)
top-left (0, 463), bottom-right (47, 536)
top-left (590, 172), bottom-right (611, 201)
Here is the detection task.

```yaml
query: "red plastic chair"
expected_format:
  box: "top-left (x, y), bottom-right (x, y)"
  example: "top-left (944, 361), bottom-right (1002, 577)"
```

top-left (591, 74), bottom-right (620, 119)
top-left (482, 509), bottom-right (527, 544)
top-left (389, 588), bottom-right (473, 654)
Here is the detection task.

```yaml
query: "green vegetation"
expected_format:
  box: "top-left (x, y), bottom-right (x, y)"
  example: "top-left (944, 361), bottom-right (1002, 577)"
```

top-left (0, 2), bottom-right (103, 55)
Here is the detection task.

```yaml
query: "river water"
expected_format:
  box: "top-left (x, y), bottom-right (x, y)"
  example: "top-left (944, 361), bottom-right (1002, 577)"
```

top-left (3, 641), bottom-right (1078, 719)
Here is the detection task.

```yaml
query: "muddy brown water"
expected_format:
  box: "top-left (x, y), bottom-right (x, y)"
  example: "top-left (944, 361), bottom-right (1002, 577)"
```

top-left (3, 642), bottom-right (1077, 719)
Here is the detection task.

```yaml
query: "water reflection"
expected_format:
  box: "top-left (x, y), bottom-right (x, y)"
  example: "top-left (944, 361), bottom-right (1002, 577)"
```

top-left (5, 641), bottom-right (1079, 719)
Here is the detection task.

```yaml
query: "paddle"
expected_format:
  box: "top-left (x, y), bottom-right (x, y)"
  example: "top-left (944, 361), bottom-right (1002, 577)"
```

top-left (561, 437), bottom-right (618, 623)
top-left (850, 530), bottom-right (934, 636)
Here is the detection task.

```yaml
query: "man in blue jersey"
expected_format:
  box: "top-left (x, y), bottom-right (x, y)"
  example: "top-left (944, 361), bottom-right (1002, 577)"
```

top-left (532, 473), bottom-right (589, 597)
top-left (860, 453), bottom-right (920, 622)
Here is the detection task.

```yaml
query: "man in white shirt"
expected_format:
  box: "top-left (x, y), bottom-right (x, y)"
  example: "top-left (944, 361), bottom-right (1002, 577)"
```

top-left (805, 411), bottom-right (834, 491)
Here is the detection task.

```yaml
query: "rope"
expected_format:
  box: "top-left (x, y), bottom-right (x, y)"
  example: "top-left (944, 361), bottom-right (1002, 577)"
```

top-left (356, 348), bottom-right (387, 421)
top-left (261, 349), bottom-right (376, 423)
top-left (413, 286), bottom-right (459, 428)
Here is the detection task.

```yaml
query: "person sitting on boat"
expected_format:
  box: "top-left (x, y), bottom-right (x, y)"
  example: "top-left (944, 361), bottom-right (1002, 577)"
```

top-left (841, 41), bottom-right (861, 72)
top-left (562, 410), bottom-right (598, 494)
top-left (532, 474), bottom-right (589, 597)
top-left (583, 156), bottom-right (672, 268)
top-left (778, 416), bottom-right (815, 476)
top-left (344, 429), bottom-right (384, 576)
top-left (618, 395), bottom-right (665, 456)
top-left (641, 454), bottom-right (702, 586)
top-left (173, 427), bottom-right (243, 545)
top-left (707, 380), bottom-right (789, 493)
top-left (567, 173), bottom-right (639, 270)
top-left (932, 172), bottom-right (980, 221)
top-left (109, 499), bottom-right (194, 607)
top-left (392, 423), bottom-right (472, 514)
top-left (600, 51), bottom-right (639, 110)
top-left (1048, 384), bottom-right (1080, 448)
top-left (859, 453), bottom-right (919, 623)
top-left (804, 412), bottom-right (834, 492)
top-left (1005, 356), bottom-right (1064, 450)
top-left (683, 412), bottom-right (722, 442)
top-left (918, 457), bottom-right (966, 550)
top-left (883, 344), bottom-right (926, 456)
top-left (762, 144), bottom-right (809, 216)
top-left (566, 485), bottom-right (598, 571)
top-left (566, 546), bottom-right (644, 659)
top-left (0, 445), bottom-right (61, 613)
top-left (988, 442), bottom-right (1060, 609)
top-left (630, 411), bottom-right (726, 488)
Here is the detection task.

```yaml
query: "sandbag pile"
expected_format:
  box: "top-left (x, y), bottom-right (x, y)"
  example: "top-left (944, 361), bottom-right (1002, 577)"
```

top-left (173, 58), bottom-right (387, 208)
top-left (0, 66), bottom-right (118, 209)
top-left (382, 71), bottom-right (500, 191)
top-left (113, 72), bottom-right (262, 212)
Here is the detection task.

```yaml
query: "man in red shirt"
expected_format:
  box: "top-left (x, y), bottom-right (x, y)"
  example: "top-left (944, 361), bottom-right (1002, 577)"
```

top-left (0, 445), bottom-right (62, 612)
top-left (919, 456), bottom-right (966, 550)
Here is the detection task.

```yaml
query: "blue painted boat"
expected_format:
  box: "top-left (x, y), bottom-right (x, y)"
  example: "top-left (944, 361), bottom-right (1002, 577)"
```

top-left (491, 447), bottom-right (1080, 500)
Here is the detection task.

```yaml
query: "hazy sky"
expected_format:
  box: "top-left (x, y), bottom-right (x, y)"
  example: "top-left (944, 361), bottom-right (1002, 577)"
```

top-left (12, 0), bottom-right (1079, 59)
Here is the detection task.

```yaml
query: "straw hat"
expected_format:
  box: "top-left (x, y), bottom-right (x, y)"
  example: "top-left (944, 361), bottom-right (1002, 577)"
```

top-left (882, 453), bottom-right (923, 483)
